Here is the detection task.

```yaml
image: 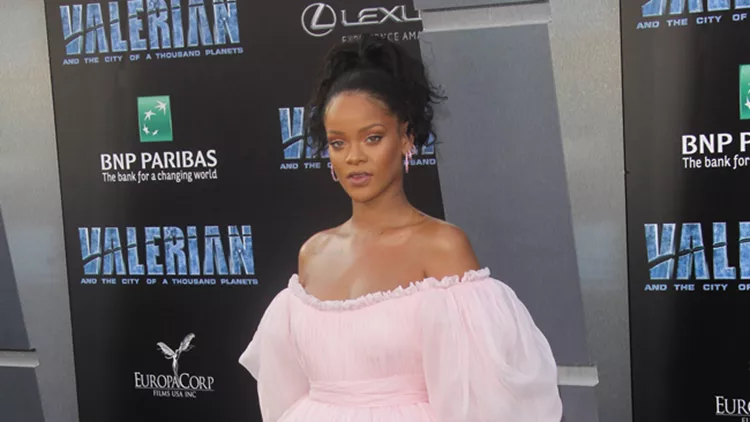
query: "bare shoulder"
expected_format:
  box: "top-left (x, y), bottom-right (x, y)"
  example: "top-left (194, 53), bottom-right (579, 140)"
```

top-left (419, 218), bottom-right (472, 252)
top-left (415, 218), bottom-right (481, 279)
top-left (298, 228), bottom-right (337, 286)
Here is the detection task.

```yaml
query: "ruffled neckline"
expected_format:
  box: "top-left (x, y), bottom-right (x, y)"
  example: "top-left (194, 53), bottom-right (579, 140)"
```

top-left (287, 268), bottom-right (491, 311)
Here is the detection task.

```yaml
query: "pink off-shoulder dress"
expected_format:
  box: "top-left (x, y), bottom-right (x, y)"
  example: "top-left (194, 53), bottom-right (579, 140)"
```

top-left (239, 268), bottom-right (562, 422)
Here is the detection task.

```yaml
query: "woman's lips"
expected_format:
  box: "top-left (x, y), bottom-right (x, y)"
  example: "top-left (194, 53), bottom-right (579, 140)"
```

top-left (347, 172), bottom-right (372, 186)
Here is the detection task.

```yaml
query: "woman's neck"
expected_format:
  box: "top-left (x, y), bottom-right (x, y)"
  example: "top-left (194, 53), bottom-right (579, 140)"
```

top-left (349, 186), bottom-right (418, 234)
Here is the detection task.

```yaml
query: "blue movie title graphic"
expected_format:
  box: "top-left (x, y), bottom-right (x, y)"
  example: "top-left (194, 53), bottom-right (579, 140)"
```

top-left (60, 0), bottom-right (240, 56)
top-left (79, 225), bottom-right (254, 276)
top-left (642, 0), bottom-right (750, 17)
top-left (645, 222), bottom-right (750, 281)
top-left (278, 107), bottom-right (437, 171)
top-left (637, 0), bottom-right (750, 30)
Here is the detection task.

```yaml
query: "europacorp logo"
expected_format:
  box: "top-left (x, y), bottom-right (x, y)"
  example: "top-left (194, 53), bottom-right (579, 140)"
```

top-left (134, 333), bottom-right (215, 399)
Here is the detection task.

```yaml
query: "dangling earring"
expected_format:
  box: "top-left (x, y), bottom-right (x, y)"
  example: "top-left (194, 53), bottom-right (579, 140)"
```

top-left (330, 164), bottom-right (338, 182)
top-left (404, 146), bottom-right (416, 173)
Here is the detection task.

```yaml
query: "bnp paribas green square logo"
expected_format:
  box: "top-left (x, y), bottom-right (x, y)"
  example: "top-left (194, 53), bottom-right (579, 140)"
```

top-left (138, 96), bottom-right (173, 142)
top-left (740, 66), bottom-right (750, 120)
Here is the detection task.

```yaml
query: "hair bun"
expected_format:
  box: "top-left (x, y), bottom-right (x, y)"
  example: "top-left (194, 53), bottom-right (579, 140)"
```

top-left (305, 33), bottom-right (445, 156)
top-left (357, 34), bottom-right (404, 76)
top-left (322, 35), bottom-right (402, 85)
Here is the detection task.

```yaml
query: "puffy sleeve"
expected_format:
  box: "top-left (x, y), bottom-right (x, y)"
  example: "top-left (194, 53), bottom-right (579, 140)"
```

top-left (239, 289), bottom-right (309, 421)
top-left (421, 276), bottom-right (562, 422)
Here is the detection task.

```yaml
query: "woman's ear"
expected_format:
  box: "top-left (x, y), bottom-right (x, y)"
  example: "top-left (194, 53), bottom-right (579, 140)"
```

top-left (400, 122), bottom-right (415, 155)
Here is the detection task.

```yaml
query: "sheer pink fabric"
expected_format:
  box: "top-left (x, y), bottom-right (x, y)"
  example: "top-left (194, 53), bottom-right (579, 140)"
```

top-left (239, 269), bottom-right (562, 422)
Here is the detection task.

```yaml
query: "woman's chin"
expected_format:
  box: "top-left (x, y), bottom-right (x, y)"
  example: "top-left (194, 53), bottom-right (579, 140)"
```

top-left (343, 186), bottom-right (380, 203)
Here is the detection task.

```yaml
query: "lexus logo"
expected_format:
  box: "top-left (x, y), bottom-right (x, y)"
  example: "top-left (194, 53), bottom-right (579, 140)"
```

top-left (300, 3), bottom-right (421, 38)
top-left (301, 3), bottom-right (336, 37)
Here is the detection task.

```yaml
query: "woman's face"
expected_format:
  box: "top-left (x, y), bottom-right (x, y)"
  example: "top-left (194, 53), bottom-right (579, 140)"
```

top-left (324, 91), bottom-right (412, 203)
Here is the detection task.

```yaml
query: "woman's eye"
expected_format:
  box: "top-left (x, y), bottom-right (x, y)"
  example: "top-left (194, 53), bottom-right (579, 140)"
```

top-left (328, 140), bottom-right (344, 149)
top-left (366, 135), bottom-right (383, 143)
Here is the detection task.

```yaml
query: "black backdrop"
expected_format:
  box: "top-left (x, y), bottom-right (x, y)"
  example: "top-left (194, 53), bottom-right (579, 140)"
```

top-left (44, 1), bottom-right (442, 420)
top-left (623, 2), bottom-right (750, 421)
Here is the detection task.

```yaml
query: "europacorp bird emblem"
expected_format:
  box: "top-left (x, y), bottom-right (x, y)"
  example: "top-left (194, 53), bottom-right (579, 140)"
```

top-left (157, 333), bottom-right (195, 378)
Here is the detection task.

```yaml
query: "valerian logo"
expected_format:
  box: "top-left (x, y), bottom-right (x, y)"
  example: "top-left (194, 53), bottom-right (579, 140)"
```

top-left (642, 0), bottom-right (748, 17)
top-left (134, 333), bottom-right (215, 398)
top-left (278, 106), bottom-right (436, 172)
top-left (636, 0), bottom-right (750, 30)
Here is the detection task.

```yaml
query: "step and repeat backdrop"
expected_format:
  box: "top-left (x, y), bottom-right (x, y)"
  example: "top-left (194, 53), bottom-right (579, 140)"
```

top-left (43, 1), bottom-right (442, 420)
top-left (623, 1), bottom-right (750, 421)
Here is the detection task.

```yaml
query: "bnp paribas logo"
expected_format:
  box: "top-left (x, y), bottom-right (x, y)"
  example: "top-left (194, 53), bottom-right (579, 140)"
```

top-left (138, 96), bottom-right (173, 142)
top-left (741, 65), bottom-right (750, 120)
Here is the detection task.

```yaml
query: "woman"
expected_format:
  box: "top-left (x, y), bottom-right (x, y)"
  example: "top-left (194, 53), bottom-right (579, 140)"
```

top-left (240, 35), bottom-right (562, 421)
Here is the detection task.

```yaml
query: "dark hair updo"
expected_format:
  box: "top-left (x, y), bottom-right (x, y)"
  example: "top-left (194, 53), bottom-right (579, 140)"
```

top-left (305, 34), bottom-right (445, 157)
